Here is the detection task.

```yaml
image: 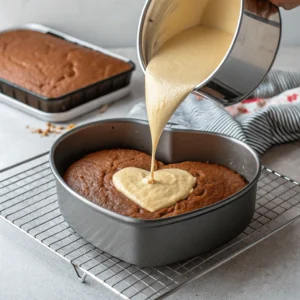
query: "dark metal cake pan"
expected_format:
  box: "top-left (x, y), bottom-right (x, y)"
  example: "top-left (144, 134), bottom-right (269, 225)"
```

top-left (49, 119), bottom-right (261, 267)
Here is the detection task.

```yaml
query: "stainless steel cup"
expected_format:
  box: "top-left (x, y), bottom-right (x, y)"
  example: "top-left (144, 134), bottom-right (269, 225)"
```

top-left (137, 0), bottom-right (282, 105)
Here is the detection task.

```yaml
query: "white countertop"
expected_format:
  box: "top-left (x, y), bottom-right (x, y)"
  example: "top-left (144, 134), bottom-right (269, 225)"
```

top-left (1, 46), bottom-right (300, 300)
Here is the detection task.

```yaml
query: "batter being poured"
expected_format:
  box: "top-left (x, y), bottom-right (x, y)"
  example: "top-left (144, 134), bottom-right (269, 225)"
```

top-left (113, 0), bottom-right (240, 212)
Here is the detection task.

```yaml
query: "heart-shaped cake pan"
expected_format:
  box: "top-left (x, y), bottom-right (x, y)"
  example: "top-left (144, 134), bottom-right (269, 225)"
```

top-left (50, 119), bottom-right (261, 266)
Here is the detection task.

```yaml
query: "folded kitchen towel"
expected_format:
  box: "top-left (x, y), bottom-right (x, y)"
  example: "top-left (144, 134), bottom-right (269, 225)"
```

top-left (128, 87), bottom-right (300, 155)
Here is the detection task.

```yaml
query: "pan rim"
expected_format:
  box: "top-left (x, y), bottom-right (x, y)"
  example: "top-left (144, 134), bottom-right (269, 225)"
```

top-left (49, 118), bottom-right (261, 227)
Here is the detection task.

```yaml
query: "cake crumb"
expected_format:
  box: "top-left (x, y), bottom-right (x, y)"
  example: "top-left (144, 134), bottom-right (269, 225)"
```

top-left (27, 122), bottom-right (74, 137)
top-left (66, 123), bottom-right (75, 130)
top-left (35, 129), bottom-right (43, 134)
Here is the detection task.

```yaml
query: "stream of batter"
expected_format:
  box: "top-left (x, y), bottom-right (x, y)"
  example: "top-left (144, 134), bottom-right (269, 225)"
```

top-left (113, 0), bottom-right (240, 212)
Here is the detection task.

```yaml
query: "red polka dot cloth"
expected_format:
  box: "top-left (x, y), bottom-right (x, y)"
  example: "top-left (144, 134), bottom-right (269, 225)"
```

top-left (226, 88), bottom-right (300, 120)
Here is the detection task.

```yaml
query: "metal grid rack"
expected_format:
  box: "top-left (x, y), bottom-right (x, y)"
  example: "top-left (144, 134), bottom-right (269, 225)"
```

top-left (1, 153), bottom-right (300, 300)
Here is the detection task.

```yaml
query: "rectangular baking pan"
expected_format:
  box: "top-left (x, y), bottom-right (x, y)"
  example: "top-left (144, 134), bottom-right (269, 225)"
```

top-left (50, 119), bottom-right (261, 267)
top-left (0, 85), bottom-right (131, 122)
top-left (0, 24), bottom-right (135, 116)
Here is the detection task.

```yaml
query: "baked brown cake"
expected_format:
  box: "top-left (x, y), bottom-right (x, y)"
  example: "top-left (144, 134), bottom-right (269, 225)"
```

top-left (64, 149), bottom-right (247, 219)
top-left (0, 29), bottom-right (132, 98)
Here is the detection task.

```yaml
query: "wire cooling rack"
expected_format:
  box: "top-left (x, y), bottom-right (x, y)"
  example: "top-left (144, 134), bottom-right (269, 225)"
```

top-left (1, 153), bottom-right (300, 300)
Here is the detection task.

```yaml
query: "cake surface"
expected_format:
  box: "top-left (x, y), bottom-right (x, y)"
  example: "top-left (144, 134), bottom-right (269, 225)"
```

top-left (64, 149), bottom-right (247, 219)
top-left (0, 29), bottom-right (132, 98)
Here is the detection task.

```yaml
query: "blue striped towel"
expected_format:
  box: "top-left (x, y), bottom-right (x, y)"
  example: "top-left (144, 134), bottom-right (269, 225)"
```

top-left (129, 86), bottom-right (300, 156)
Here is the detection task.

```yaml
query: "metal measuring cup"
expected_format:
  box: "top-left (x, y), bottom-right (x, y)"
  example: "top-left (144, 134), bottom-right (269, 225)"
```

top-left (137, 0), bottom-right (282, 106)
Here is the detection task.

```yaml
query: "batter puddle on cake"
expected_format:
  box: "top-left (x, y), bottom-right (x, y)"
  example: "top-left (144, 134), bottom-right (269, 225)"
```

top-left (113, 0), bottom-right (240, 212)
top-left (113, 167), bottom-right (196, 212)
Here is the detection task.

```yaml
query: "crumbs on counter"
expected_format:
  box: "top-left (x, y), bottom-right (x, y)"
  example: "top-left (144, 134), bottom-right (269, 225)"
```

top-left (26, 122), bottom-right (76, 137)
top-left (66, 123), bottom-right (76, 130)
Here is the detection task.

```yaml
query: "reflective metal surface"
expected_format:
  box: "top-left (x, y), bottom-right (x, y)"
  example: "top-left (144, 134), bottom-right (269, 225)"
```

top-left (50, 119), bottom-right (261, 267)
top-left (137, 0), bottom-right (282, 106)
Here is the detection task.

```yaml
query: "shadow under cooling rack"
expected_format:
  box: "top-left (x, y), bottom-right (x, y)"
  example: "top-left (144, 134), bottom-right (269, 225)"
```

top-left (1, 153), bottom-right (300, 300)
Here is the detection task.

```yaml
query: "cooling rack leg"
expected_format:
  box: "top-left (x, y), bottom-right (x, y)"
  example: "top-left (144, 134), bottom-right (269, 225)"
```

top-left (71, 263), bottom-right (87, 283)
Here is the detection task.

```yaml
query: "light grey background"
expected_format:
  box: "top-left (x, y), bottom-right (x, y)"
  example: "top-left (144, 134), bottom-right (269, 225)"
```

top-left (0, 0), bottom-right (298, 48)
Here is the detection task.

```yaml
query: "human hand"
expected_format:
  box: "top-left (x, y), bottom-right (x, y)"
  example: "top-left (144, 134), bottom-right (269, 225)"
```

top-left (244, 0), bottom-right (300, 19)
top-left (245, 0), bottom-right (278, 18)
top-left (270, 0), bottom-right (300, 9)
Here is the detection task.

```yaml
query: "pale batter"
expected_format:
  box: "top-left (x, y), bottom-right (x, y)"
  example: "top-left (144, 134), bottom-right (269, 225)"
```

top-left (113, 167), bottom-right (196, 212)
top-left (113, 0), bottom-right (240, 212)
top-left (146, 26), bottom-right (236, 180)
